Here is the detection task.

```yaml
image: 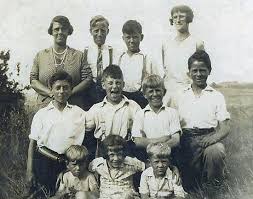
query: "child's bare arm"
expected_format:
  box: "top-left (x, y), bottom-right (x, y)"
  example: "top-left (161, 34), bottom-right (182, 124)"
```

top-left (26, 139), bottom-right (37, 187)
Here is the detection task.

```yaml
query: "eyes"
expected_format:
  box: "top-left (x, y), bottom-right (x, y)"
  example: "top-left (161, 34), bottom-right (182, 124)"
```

top-left (92, 28), bottom-right (107, 34)
top-left (53, 27), bottom-right (69, 33)
top-left (106, 80), bottom-right (123, 86)
top-left (54, 85), bottom-right (71, 91)
top-left (190, 69), bottom-right (209, 74)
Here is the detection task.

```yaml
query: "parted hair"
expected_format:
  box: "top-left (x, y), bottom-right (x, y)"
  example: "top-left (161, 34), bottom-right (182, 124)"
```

top-left (90, 15), bottom-right (109, 29)
top-left (101, 64), bottom-right (124, 82)
top-left (48, 15), bottom-right (73, 35)
top-left (65, 145), bottom-right (89, 162)
top-left (146, 143), bottom-right (171, 159)
top-left (48, 70), bottom-right (73, 88)
top-left (122, 20), bottom-right (142, 34)
top-left (170, 5), bottom-right (194, 25)
top-left (188, 50), bottom-right (212, 72)
top-left (142, 74), bottom-right (166, 94)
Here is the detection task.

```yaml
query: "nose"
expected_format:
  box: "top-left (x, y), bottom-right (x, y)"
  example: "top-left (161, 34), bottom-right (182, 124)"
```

top-left (98, 29), bottom-right (103, 36)
top-left (59, 87), bottom-right (64, 93)
top-left (129, 37), bottom-right (134, 43)
top-left (157, 161), bottom-right (163, 167)
top-left (196, 70), bottom-right (202, 76)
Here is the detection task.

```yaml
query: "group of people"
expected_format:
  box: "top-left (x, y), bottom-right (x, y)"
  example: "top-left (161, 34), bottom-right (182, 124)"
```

top-left (25, 4), bottom-right (231, 199)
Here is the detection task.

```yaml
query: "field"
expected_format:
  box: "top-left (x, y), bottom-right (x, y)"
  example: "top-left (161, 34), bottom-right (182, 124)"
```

top-left (0, 86), bottom-right (253, 199)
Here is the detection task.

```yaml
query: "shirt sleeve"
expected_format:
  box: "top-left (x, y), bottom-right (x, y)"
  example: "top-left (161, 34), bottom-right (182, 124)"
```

top-left (29, 111), bottom-right (43, 141)
top-left (169, 109), bottom-right (182, 135)
top-left (139, 171), bottom-right (150, 195)
top-left (81, 51), bottom-right (93, 80)
top-left (173, 181), bottom-right (187, 198)
top-left (216, 93), bottom-right (230, 122)
top-left (132, 157), bottom-right (145, 172)
top-left (131, 110), bottom-right (144, 138)
top-left (74, 109), bottom-right (86, 145)
top-left (85, 105), bottom-right (96, 132)
top-left (30, 53), bottom-right (39, 83)
top-left (57, 173), bottom-right (68, 193)
top-left (88, 173), bottom-right (99, 192)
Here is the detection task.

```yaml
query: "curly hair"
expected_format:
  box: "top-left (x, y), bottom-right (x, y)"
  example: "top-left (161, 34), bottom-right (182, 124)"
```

top-left (48, 15), bottom-right (73, 35)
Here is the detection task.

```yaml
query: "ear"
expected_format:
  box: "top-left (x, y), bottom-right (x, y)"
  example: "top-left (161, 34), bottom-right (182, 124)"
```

top-left (163, 88), bottom-right (167, 96)
top-left (141, 34), bottom-right (144, 41)
top-left (169, 18), bottom-right (173, 26)
top-left (89, 28), bottom-right (93, 35)
top-left (122, 35), bottom-right (125, 41)
top-left (106, 28), bottom-right (109, 35)
top-left (187, 71), bottom-right (190, 78)
top-left (102, 80), bottom-right (106, 90)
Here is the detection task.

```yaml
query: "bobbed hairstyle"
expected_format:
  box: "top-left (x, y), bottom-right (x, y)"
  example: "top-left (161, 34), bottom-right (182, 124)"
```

top-left (146, 142), bottom-right (171, 159)
top-left (188, 50), bottom-right (212, 72)
top-left (170, 5), bottom-right (194, 25)
top-left (142, 74), bottom-right (166, 94)
top-left (101, 64), bottom-right (124, 82)
top-left (48, 70), bottom-right (73, 88)
top-left (65, 145), bottom-right (89, 162)
top-left (122, 20), bottom-right (142, 34)
top-left (48, 15), bottom-right (73, 35)
top-left (90, 15), bottom-right (109, 29)
top-left (101, 135), bottom-right (127, 159)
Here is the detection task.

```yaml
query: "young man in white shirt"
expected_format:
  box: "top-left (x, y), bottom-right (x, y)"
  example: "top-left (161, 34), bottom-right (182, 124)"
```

top-left (173, 50), bottom-right (231, 193)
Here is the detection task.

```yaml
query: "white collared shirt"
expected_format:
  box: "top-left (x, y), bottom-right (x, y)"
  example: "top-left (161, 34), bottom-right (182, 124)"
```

top-left (132, 104), bottom-right (181, 138)
top-left (139, 167), bottom-right (186, 198)
top-left (118, 51), bottom-right (161, 92)
top-left (29, 102), bottom-right (86, 154)
top-left (174, 85), bottom-right (230, 129)
top-left (86, 96), bottom-right (141, 140)
top-left (85, 43), bottom-right (116, 81)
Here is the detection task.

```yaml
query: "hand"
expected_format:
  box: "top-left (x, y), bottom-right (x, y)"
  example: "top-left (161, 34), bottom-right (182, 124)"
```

top-left (26, 171), bottom-right (37, 188)
top-left (201, 134), bottom-right (219, 148)
top-left (172, 166), bottom-right (181, 185)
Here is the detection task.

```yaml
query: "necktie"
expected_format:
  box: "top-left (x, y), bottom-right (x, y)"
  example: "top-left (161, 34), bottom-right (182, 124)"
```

top-left (97, 47), bottom-right (103, 83)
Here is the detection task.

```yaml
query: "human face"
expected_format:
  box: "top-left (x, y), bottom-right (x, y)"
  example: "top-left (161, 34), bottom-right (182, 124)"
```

top-left (122, 32), bottom-right (143, 53)
top-left (172, 11), bottom-right (189, 33)
top-left (144, 86), bottom-right (165, 110)
top-left (102, 76), bottom-right (124, 105)
top-left (67, 159), bottom-right (87, 177)
top-left (90, 22), bottom-right (109, 47)
top-left (150, 157), bottom-right (170, 178)
top-left (107, 149), bottom-right (125, 169)
top-left (52, 22), bottom-right (69, 46)
top-left (51, 80), bottom-right (72, 104)
top-left (189, 61), bottom-right (210, 88)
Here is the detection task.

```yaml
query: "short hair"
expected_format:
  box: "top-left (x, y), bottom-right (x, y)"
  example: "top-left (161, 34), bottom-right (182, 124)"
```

top-left (142, 75), bottom-right (166, 93)
top-left (65, 145), bottom-right (89, 162)
top-left (48, 70), bottom-right (73, 88)
top-left (101, 135), bottom-right (127, 159)
top-left (101, 64), bottom-right (124, 82)
top-left (188, 50), bottom-right (212, 72)
top-left (122, 20), bottom-right (142, 34)
top-left (146, 143), bottom-right (171, 159)
top-left (90, 15), bottom-right (109, 29)
top-left (48, 15), bottom-right (73, 35)
top-left (170, 5), bottom-right (194, 25)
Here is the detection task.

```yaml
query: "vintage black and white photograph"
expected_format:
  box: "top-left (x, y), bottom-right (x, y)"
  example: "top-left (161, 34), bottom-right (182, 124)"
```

top-left (0, 0), bottom-right (252, 199)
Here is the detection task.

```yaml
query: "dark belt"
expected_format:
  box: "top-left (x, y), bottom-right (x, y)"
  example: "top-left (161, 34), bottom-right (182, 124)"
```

top-left (182, 127), bottom-right (215, 136)
top-left (37, 146), bottom-right (66, 163)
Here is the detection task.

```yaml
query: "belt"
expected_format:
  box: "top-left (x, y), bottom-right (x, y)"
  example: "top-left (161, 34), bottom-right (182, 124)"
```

top-left (183, 127), bottom-right (214, 136)
top-left (37, 146), bottom-right (66, 163)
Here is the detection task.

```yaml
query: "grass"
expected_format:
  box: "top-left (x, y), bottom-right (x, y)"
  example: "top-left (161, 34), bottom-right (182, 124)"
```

top-left (0, 86), bottom-right (253, 199)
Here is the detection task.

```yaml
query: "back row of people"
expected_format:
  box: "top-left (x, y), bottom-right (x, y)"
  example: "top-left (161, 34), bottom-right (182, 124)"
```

top-left (30, 5), bottom-right (203, 111)
top-left (26, 48), bottom-right (231, 198)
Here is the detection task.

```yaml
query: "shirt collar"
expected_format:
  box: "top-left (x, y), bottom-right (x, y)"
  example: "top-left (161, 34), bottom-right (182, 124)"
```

top-left (121, 50), bottom-right (145, 57)
top-left (90, 42), bottom-right (107, 50)
top-left (144, 104), bottom-right (166, 113)
top-left (184, 84), bottom-right (214, 92)
top-left (146, 167), bottom-right (171, 180)
top-left (100, 95), bottom-right (130, 107)
top-left (46, 101), bottom-right (73, 110)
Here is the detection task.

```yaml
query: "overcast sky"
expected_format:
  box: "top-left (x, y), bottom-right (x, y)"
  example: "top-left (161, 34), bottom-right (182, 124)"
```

top-left (0, 0), bottom-right (251, 85)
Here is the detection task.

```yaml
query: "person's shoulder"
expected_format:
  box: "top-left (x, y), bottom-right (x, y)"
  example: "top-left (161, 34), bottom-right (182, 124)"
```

top-left (124, 156), bottom-right (145, 169)
top-left (205, 85), bottom-right (225, 98)
top-left (91, 157), bottom-right (106, 167)
top-left (127, 98), bottom-right (141, 108)
top-left (141, 167), bottom-right (154, 177)
top-left (69, 104), bottom-right (86, 112)
top-left (36, 48), bottom-right (52, 56)
top-left (164, 106), bottom-right (179, 115)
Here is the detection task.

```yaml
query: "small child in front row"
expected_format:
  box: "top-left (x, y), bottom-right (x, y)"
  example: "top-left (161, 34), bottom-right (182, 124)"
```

top-left (89, 135), bottom-right (144, 199)
top-left (51, 145), bottom-right (99, 199)
top-left (139, 143), bottom-right (186, 199)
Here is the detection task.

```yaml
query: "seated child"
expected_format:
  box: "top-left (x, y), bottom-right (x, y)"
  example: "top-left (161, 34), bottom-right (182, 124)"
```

top-left (139, 143), bottom-right (186, 199)
top-left (89, 135), bottom-right (145, 199)
top-left (118, 20), bottom-right (162, 108)
top-left (52, 145), bottom-right (99, 199)
top-left (132, 75), bottom-right (181, 161)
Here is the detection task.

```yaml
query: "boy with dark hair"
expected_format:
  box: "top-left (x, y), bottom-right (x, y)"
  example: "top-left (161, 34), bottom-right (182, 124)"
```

top-left (174, 50), bottom-right (231, 192)
top-left (118, 20), bottom-right (161, 108)
top-left (26, 70), bottom-right (86, 197)
top-left (89, 135), bottom-right (144, 199)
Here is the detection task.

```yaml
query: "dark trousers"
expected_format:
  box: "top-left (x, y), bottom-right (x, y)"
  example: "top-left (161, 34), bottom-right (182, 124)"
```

top-left (122, 91), bottom-right (148, 108)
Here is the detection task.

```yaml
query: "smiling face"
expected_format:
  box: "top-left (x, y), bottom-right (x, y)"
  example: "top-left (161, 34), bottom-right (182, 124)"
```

top-left (172, 11), bottom-right (189, 33)
top-left (144, 86), bottom-right (166, 110)
top-left (102, 76), bottom-right (124, 105)
top-left (90, 22), bottom-right (109, 47)
top-left (107, 148), bottom-right (125, 169)
top-left (189, 60), bottom-right (210, 88)
top-left (51, 80), bottom-right (72, 104)
top-left (52, 22), bottom-right (69, 46)
top-left (150, 156), bottom-right (170, 178)
top-left (122, 32), bottom-right (143, 53)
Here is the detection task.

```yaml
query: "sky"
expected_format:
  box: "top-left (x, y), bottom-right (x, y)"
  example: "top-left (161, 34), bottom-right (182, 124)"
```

top-left (0, 0), bottom-right (251, 86)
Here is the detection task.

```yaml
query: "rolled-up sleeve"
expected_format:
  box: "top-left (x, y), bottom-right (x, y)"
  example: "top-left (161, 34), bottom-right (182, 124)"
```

top-left (131, 110), bottom-right (144, 138)
top-left (216, 93), bottom-right (230, 122)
